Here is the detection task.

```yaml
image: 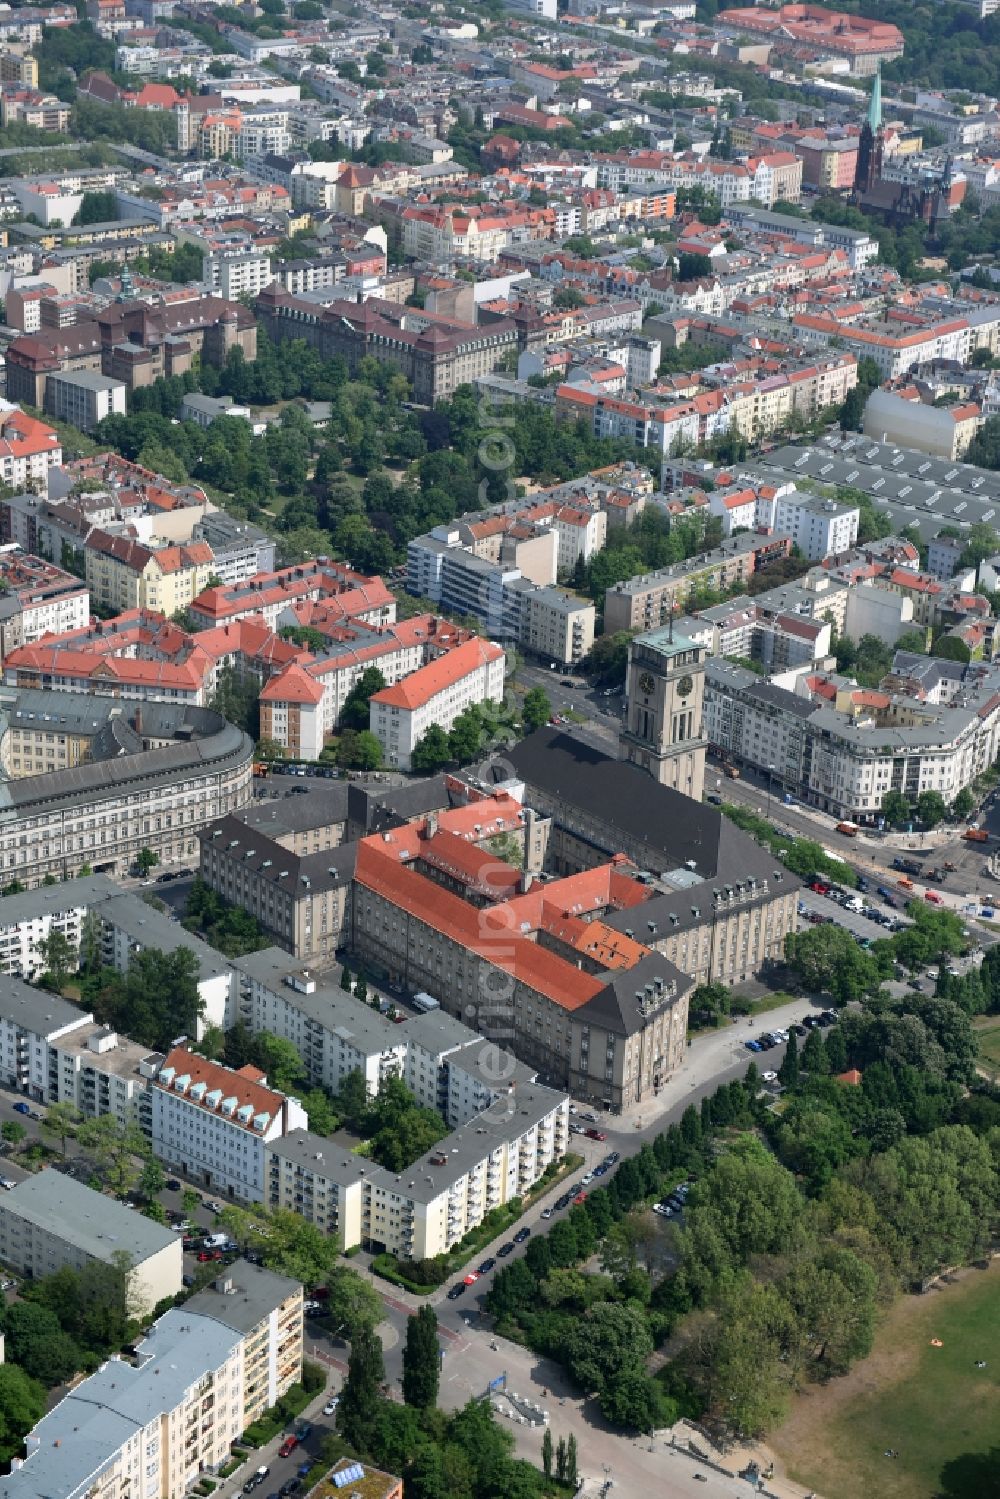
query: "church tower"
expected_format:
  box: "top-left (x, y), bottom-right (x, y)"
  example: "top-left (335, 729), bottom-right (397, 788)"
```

top-left (620, 623), bottom-right (706, 800)
top-left (853, 67), bottom-right (884, 197)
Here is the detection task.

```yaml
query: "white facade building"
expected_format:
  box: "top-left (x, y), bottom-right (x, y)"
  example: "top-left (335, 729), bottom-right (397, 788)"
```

top-left (152, 1047), bottom-right (308, 1203)
top-left (369, 637), bottom-right (506, 771)
top-left (0, 1170), bottom-right (182, 1312)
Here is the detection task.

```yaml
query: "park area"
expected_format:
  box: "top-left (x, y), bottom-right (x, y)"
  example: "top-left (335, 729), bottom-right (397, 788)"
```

top-left (974, 1014), bottom-right (1000, 1077)
top-left (771, 1262), bottom-right (1000, 1499)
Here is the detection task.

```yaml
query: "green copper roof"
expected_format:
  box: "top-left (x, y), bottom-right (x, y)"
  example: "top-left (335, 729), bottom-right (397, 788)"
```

top-left (868, 68), bottom-right (882, 133)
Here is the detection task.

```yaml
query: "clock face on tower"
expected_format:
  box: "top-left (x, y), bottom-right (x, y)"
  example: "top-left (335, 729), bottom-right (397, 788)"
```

top-left (677, 674), bottom-right (694, 699)
top-left (638, 671), bottom-right (655, 695)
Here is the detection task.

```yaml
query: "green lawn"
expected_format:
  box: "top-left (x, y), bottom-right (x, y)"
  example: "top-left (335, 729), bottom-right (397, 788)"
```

top-left (974, 1016), bottom-right (1000, 1075)
top-left (774, 1266), bottom-right (1000, 1499)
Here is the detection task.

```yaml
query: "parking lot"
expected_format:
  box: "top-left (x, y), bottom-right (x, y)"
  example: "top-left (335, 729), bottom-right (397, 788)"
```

top-left (797, 884), bottom-right (912, 941)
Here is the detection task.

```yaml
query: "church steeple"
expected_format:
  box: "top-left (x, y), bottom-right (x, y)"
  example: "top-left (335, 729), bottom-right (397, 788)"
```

top-left (867, 66), bottom-right (882, 134)
top-left (853, 66), bottom-right (884, 198)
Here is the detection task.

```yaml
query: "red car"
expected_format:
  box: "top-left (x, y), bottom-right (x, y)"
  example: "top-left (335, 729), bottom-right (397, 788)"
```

top-left (573, 1191), bottom-right (587, 1204)
top-left (197, 1249), bottom-right (223, 1263)
top-left (278, 1436), bottom-right (298, 1459)
top-left (924, 890), bottom-right (943, 905)
top-left (584, 1128), bottom-right (607, 1141)
top-left (809, 881), bottom-right (830, 894)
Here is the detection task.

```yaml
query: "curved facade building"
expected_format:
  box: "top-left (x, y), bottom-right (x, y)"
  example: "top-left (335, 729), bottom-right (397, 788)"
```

top-left (0, 703), bottom-right (253, 885)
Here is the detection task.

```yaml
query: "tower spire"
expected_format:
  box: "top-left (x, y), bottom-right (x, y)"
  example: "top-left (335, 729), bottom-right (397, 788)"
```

top-left (868, 67), bottom-right (882, 134)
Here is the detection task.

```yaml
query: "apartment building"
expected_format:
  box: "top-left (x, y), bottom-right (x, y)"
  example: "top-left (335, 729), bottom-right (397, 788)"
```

top-left (0, 1171), bottom-right (182, 1312)
top-left (708, 483), bottom-right (859, 560)
top-left (6, 1287), bottom-right (300, 1499)
top-left (85, 531), bottom-right (215, 615)
top-left (0, 549), bottom-right (89, 660)
top-left (232, 944), bottom-right (537, 1121)
top-left (267, 1080), bottom-right (568, 1260)
top-left (406, 531), bottom-right (597, 665)
top-left (186, 1262), bottom-right (303, 1427)
top-left (791, 311), bottom-right (971, 380)
top-left (0, 408), bottom-right (61, 496)
top-left (98, 892), bottom-right (235, 1034)
top-left (511, 582), bottom-right (596, 665)
top-left (704, 654), bottom-right (1000, 820)
top-left (189, 561), bottom-right (395, 631)
top-left (369, 638), bottom-right (506, 772)
top-left (44, 369), bottom-right (126, 432)
top-left (152, 1048), bottom-right (308, 1203)
top-left (603, 532), bottom-right (791, 635)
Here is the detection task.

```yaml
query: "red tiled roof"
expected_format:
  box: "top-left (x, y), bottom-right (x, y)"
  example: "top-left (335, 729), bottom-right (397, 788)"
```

top-left (372, 638), bottom-right (503, 711)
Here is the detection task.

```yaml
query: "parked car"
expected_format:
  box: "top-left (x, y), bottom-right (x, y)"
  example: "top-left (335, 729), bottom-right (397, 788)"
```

top-left (584, 1128), bottom-right (607, 1141)
top-left (497, 1240), bottom-right (516, 1257)
top-left (540, 1208), bottom-right (553, 1220)
top-left (322, 1398), bottom-right (339, 1417)
top-left (11, 1102), bottom-right (29, 1116)
top-left (165, 1178), bottom-right (182, 1191)
top-left (514, 1227), bottom-right (530, 1244)
top-left (462, 1271), bottom-right (479, 1286)
top-left (282, 1481), bottom-right (304, 1497)
top-left (478, 1257), bottom-right (496, 1274)
top-left (446, 1284), bottom-right (466, 1300)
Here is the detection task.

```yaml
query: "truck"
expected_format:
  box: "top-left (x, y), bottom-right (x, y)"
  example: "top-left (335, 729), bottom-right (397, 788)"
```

top-left (725, 765), bottom-right (741, 779)
top-left (892, 857), bottom-right (922, 875)
top-left (964, 828), bottom-right (990, 843)
top-left (924, 868), bottom-right (946, 884)
top-left (836, 822), bottom-right (859, 837)
top-left (411, 992), bottom-right (440, 1014)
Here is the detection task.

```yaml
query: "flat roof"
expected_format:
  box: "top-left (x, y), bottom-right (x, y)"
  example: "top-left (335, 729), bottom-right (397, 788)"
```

top-left (185, 1260), bottom-right (301, 1333)
top-left (1, 1170), bottom-right (176, 1263)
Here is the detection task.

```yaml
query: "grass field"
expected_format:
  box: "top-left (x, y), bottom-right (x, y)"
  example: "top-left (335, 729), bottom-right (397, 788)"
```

top-left (974, 1015), bottom-right (1000, 1070)
top-left (771, 1262), bottom-right (1000, 1499)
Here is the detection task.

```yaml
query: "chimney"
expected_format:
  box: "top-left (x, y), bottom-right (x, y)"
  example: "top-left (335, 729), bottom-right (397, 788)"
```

top-left (520, 806), bottom-right (534, 893)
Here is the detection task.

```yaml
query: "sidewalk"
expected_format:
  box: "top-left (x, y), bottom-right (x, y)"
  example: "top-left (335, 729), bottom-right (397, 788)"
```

top-left (616, 995), bottom-right (815, 1131)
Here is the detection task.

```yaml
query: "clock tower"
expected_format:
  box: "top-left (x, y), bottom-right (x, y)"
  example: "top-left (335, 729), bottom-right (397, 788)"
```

top-left (619, 624), bottom-right (707, 800)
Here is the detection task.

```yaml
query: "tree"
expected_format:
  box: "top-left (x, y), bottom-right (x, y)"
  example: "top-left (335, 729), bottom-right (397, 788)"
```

top-left (337, 1324), bottom-right (385, 1451)
top-left (1, 1302), bottom-right (82, 1387)
top-left (560, 1301), bottom-right (654, 1398)
top-left (881, 789), bottom-right (912, 827)
top-left (411, 723), bottom-right (451, 773)
top-left (402, 1305), bottom-right (439, 1409)
top-left (323, 1267), bottom-right (383, 1339)
top-left (40, 1101), bottom-right (81, 1157)
top-left (688, 982), bottom-right (731, 1028)
top-left (917, 790), bottom-right (948, 828)
top-left (953, 787), bottom-right (976, 820)
top-left (136, 847), bottom-right (159, 876)
top-left (778, 1029), bottom-right (799, 1088)
top-left (801, 1027), bottom-right (828, 1075)
top-left (522, 687), bottom-right (551, 733)
top-left (448, 705), bottom-right (484, 764)
top-left (340, 666), bottom-right (386, 732)
top-left (566, 1434), bottom-right (578, 1487)
top-left (76, 1113), bottom-right (149, 1196)
top-left (785, 924), bottom-right (878, 1003)
top-left (250, 1033), bottom-right (308, 1095)
top-left (0, 1121), bottom-right (25, 1150)
top-left (0, 1364), bottom-right (46, 1461)
top-left (33, 929), bottom-right (77, 990)
top-left (138, 1156), bottom-right (166, 1201)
